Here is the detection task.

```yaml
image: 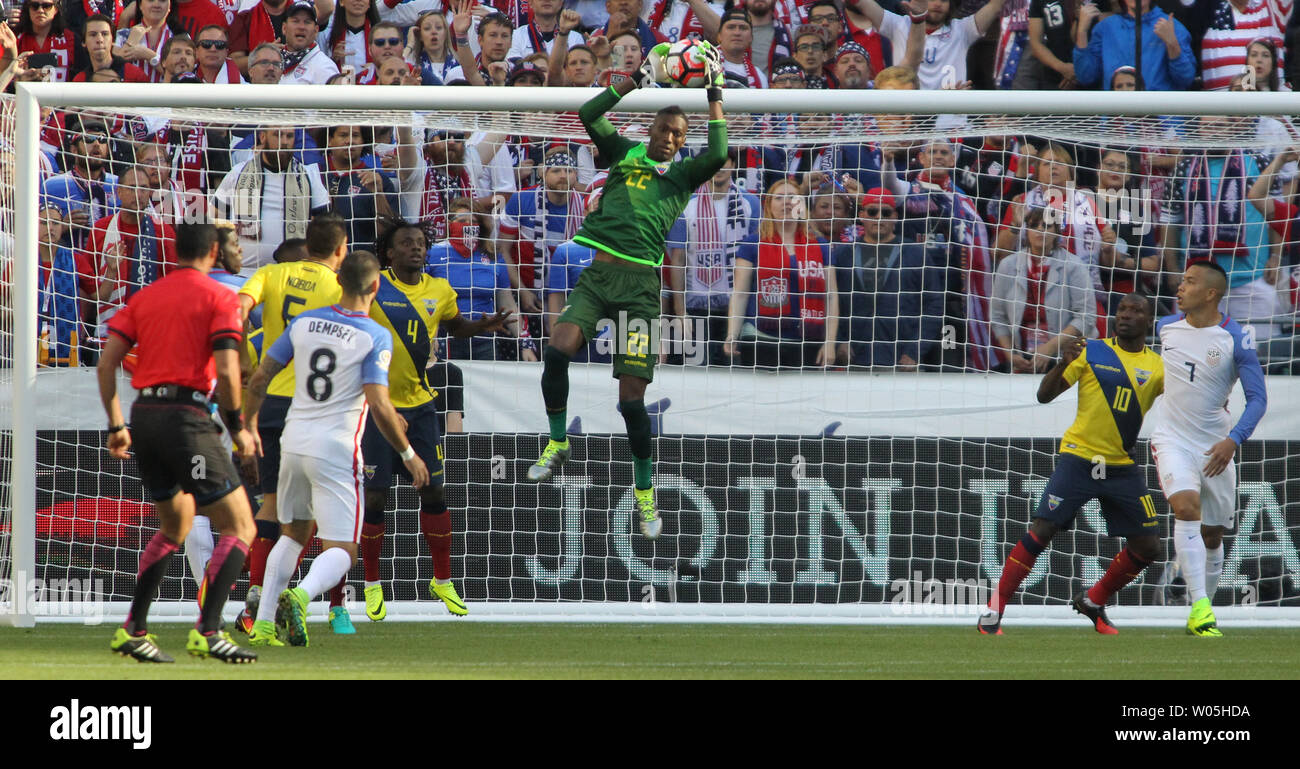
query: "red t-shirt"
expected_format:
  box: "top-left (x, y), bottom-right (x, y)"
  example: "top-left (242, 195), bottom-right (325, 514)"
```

top-left (177, 0), bottom-right (230, 37)
top-left (17, 30), bottom-right (78, 83)
top-left (1021, 254), bottom-right (1050, 348)
top-left (1268, 199), bottom-right (1297, 243)
top-left (86, 214), bottom-right (178, 297)
top-left (107, 267), bottom-right (242, 391)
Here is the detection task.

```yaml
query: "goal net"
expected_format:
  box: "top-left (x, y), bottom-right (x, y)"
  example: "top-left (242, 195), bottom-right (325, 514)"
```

top-left (3, 84), bottom-right (1299, 625)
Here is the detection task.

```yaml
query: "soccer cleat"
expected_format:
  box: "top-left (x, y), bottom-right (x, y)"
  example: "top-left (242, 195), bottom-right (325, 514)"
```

top-left (526, 439), bottom-right (570, 482)
top-left (234, 607), bottom-right (255, 635)
top-left (1071, 591), bottom-right (1119, 635)
top-left (248, 619), bottom-right (285, 647)
top-left (329, 605), bottom-right (357, 634)
top-left (1186, 597), bottom-right (1224, 637)
top-left (276, 587), bottom-right (311, 647)
top-left (110, 627), bottom-right (174, 663)
top-left (429, 579), bottom-right (468, 616)
top-left (636, 487), bottom-right (661, 539)
top-left (186, 628), bottom-right (257, 663)
top-left (976, 608), bottom-right (1003, 635)
top-left (364, 584), bottom-right (387, 621)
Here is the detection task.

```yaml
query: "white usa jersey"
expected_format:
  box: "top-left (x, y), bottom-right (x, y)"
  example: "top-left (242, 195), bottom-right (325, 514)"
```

top-left (1151, 313), bottom-right (1268, 450)
top-left (266, 305), bottom-right (393, 463)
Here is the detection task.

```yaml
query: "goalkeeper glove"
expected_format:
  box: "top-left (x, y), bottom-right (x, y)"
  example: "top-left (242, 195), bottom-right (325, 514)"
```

top-left (693, 40), bottom-right (726, 88)
top-left (634, 42), bottom-right (672, 87)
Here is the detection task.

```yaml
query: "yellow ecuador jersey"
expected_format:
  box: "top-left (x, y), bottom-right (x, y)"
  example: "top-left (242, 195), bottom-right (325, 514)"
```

top-left (1059, 338), bottom-right (1165, 466)
top-left (368, 269), bottom-right (459, 409)
top-left (238, 260), bottom-right (342, 397)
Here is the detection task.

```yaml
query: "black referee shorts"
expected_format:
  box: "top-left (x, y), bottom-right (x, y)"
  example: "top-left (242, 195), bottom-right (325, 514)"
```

top-left (130, 400), bottom-right (242, 507)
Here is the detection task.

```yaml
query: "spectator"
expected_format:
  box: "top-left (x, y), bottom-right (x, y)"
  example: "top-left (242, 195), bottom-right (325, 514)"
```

top-left (715, 2), bottom-right (768, 87)
top-left (993, 0), bottom-right (1030, 89)
top-left (16, 0), bottom-right (78, 83)
top-left (73, 14), bottom-right (150, 82)
top-left (132, 140), bottom-right (183, 227)
top-left (1073, 0), bottom-right (1195, 91)
top-left (1227, 70), bottom-right (1297, 193)
top-left (87, 165), bottom-right (177, 339)
top-left (43, 116), bottom-right (119, 251)
top-left (64, 1), bottom-right (123, 46)
top-left (279, 1), bottom-right (339, 84)
top-left (229, 0), bottom-right (331, 73)
top-left (597, 29), bottom-right (646, 82)
top-left (560, 43), bottom-right (598, 86)
top-left (833, 187), bottom-right (945, 369)
top-left (506, 58), bottom-right (547, 85)
top-left (791, 24), bottom-right (831, 87)
top-left (647, 0), bottom-right (723, 43)
top-left (37, 205), bottom-right (83, 367)
top-left (1165, 116), bottom-right (1279, 338)
top-left (213, 127), bottom-right (331, 274)
top-left (355, 21), bottom-right (405, 83)
top-left (833, 0), bottom-right (892, 76)
top-left (810, 180), bottom-right (861, 244)
top-left (601, 0), bottom-right (670, 55)
top-left (174, 0), bottom-right (229, 39)
top-left (500, 148), bottom-right (587, 315)
top-left (832, 39), bottom-right (872, 87)
top-left (406, 9), bottom-right (457, 84)
top-left (725, 179), bottom-right (840, 369)
top-left (194, 24), bottom-right (243, 82)
top-left (448, 5), bottom-right (514, 85)
top-left (426, 200), bottom-right (535, 360)
top-left (1246, 36), bottom-right (1288, 90)
top-left (990, 205), bottom-right (1095, 374)
top-left (1201, 0), bottom-right (1286, 91)
top-left (324, 125), bottom-right (398, 255)
top-left (245, 40), bottom-right (283, 84)
top-left (745, 0), bottom-right (793, 75)
top-left (955, 131), bottom-right (1035, 227)
top-left (665, 150), bottom-right (761, 364)
top-left (1014, 0), bottom-right (1076, 89)
top-left (158, 33), bottom-right (198, 81)
top-left (414, 129), bottom-right (474, 244)
top-left (508, 0), bottom-right (586, 61)
top-left (113, 0), bottom-right (185, 83)
top-left (852, 0), bottom-right (1008, 89)
top-left (428, 357), bottom-right (465, 434)
top-left (321, 0), bottom-right (381, 73)
top-left (1110, 62), bottom-right (1137, 90)
top-left (1095, 147), bottom-right (1161, 310)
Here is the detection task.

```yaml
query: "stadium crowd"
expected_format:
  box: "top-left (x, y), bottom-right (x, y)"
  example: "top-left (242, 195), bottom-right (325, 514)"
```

top-left (4, 0), bottom-right (1300, 373)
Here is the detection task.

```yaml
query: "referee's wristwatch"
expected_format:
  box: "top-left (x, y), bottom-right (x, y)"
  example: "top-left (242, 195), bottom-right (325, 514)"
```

top-left (107, 424), bottom-right (126, 434)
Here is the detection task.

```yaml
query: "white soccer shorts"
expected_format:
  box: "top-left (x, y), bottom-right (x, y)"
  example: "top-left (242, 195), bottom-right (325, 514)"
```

top-left (1150, 439), bottom-right (1237, 529)
top-left (275, 450), bottom-right (363, 543)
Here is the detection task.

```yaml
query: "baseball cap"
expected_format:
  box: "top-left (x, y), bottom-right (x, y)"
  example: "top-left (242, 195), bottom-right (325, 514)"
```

top-left (506, 60), bottom-right (545, 86)
top-left (860, 187), bottom-right (896, 211)
top-left (286, 0), bottom-right (316, 20)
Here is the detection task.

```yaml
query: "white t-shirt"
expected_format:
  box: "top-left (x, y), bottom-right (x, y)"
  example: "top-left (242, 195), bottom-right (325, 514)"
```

top-left (465, 132), bottom-right (517, 198)
top-left (723, 57), bottom-right (768, 88)
top-left (878, 12), bottom-right (982, 89)
top-left (1151, 315), bottom-right (1264, 450)
top-left (506, 27), bottom-right (585, 63)
top-left (280, 46), bottom-right (340, 85)
top-left (213, 158), bottom-right (332, 273)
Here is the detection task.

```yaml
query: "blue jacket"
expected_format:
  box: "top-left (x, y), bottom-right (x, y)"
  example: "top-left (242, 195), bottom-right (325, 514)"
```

top-left (833, 237), bottom-right (946, 367)
top-left (1074, 8), bottom-right (1196, 91)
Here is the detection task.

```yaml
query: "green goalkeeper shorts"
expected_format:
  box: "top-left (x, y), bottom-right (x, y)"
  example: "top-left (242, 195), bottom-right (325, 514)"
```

top-left (556, 256), bottom-right (662, 382)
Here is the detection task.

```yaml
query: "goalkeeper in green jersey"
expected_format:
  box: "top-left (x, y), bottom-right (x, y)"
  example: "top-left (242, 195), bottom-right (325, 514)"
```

top-left (526, 41), bottom-right (729, 539)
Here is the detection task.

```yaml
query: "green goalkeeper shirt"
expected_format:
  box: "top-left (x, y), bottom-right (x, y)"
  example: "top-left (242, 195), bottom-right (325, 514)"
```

top-left (573, 86), bottom-right (728, 267)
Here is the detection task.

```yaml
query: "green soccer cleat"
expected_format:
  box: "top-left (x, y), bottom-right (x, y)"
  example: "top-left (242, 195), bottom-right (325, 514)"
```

top-left (329, 605), bottom-right (357, 634)
top-left (527, 439), bottom-right (570, 482)
top-left (248, 619), bottom-right (285, 647)
top-left (1186, 597), bottom-right (1223, 637)
top-left (186, 628), bottom-right (257, 664)
top-left (430, 579), bottom-right (468, 616)
top-left (276, 587), bottom-right (310, 647)
top-left (636, 487), bottom-right (661, 540)
top-left (110, 627), bottom-right (174, 663)
top-left (364, 584), bottom-right (387, 621)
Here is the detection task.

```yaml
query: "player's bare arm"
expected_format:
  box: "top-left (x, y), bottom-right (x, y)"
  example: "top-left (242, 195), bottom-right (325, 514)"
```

top-left (363, 382), bottom-right (430, 488)
top-left (443, 309), bottom-right (514, 338)
top-left (97, 333), bottom-right (133, 460)
top-left (1036, 335), bottom-right (1084, 404)
top-left (213, 347), bottom-right (257, 466)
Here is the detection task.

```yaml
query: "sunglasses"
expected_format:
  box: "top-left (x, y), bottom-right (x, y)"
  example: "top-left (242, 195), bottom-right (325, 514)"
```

top-left (81, 134), bottom-right (109, 144)
top-left (28, 1), bottom-right (58, 9)
top-left (863, 208), bottom-right (892, 218)
top-left (198, 39), bottom-right (228, 50)
top-left (374, 37), bottom-right (403, 47)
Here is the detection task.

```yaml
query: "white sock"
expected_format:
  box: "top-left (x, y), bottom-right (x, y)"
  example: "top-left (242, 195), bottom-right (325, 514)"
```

top-left (1174, 519), bottom-right (1208, 603)
top-left (256, 537), bottom-right (302, 624)
top-left (185, 516), bottom-right (214, 588)
top-left (365, 580), bottom-right (381, 590)
top-left (298, 548), bottom-right (352, 601)
top-left (1205, 544), bottom-right (1225, 602)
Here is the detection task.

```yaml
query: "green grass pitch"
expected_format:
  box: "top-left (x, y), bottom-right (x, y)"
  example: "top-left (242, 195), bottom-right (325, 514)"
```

top-left (3, 623), bottom-right (1299, 679)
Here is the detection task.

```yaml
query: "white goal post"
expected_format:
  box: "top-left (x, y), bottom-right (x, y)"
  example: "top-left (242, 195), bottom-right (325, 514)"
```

top-left (5, 83), bottom-right (1300, 627)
